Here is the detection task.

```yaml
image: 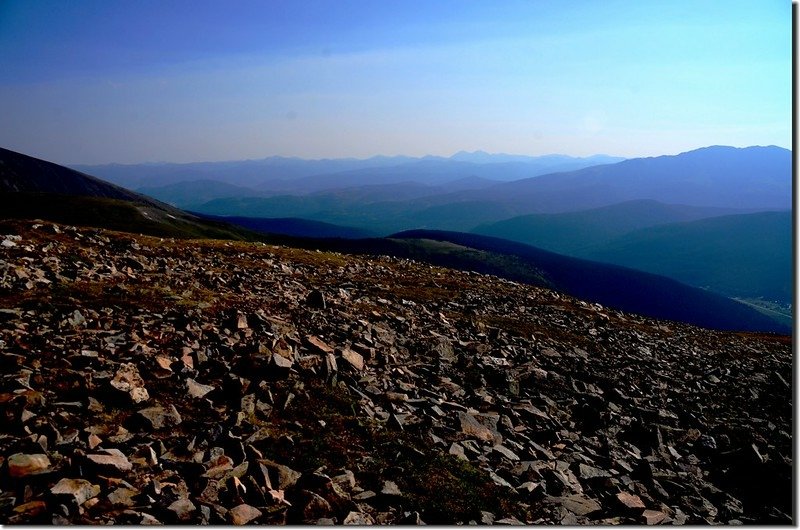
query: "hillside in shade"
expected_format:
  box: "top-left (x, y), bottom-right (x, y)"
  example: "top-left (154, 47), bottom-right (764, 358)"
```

top-left (471, 201), bottom-right (791, 310)
top-left (0, 147), bottom-right (267, 241)
top-left (585, 211), bottom-right (793, 304)
top-left (0, 147), bottom-right (156, 204)
top-left (196, 214), bottom-right (379, 239)
top-left (471, 200), bottom-right (747, 255)
top-left (384, 230), bottom-right (790, 334)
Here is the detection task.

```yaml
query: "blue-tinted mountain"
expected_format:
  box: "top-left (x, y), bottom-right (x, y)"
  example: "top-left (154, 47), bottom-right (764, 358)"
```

top-left (586, 211), bottom-right (793, 304)
top-left (263, 156), bottom-right (626, 195)
top-left (449, 150), bottom-right (623, 167)
top-left (456, 145), bottom-right (791, 212)
top-left (137, 179), bottom-right (265, 209)
top-left (193, 146), bottom-right (791, 233)
top-left (197, 194), bottom-right (520, 236)
top-left (196, 214), bottom-right (378, 239)
top-left (472, 200), bottom-right (751, 255)
top-left (73, 152), bottom-right (626, 197)
top-left (71, 155), bottom-right (419, 189)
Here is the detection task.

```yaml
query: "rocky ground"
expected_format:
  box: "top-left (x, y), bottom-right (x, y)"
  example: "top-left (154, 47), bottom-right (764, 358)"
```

top-left (0, 220), bottom-right (792, 525)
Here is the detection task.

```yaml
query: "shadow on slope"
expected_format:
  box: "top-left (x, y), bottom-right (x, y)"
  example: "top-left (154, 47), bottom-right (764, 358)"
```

top-left (0, 147), bottom-right (272, 241)
top-left (0, 193), bottom-right (269, 241)
top-left (472, 199), bottom-right (749, 255)
top-left (585, 211), bottom-right (792, 304)
top-left (383, 230), bottom-right (790, 334)
top-left (196, 213), bottom-right (379, 239)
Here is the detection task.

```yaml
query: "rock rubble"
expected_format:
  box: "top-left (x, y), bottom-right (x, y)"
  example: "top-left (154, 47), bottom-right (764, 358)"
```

top-left (0, 220), bottom-right (792, 524)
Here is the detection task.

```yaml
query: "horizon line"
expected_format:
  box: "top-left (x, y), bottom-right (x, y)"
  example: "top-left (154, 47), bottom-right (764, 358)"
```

top-left (58, 143), bottom-right (790, 167)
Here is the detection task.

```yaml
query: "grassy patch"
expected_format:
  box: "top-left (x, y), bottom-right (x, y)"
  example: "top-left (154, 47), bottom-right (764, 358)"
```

top-left (255, 380), bottom-right (520, 523)
top-left (388, 285), bottom-right (454, 303)
top-left (479, 314), bottom-right (544, 339)
top-left (0, 279), bottom-right (232, 314)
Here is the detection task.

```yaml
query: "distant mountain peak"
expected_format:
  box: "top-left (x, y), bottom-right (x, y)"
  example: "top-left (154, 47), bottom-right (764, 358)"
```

top-left (448, 151), bottom-right (625, 165)
top-left (674, 144), bottom-right (790, 157)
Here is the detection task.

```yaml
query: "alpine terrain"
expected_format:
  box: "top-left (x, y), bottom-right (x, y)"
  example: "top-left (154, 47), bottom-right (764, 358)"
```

top-left (0, 147), bottom-right (792, 525)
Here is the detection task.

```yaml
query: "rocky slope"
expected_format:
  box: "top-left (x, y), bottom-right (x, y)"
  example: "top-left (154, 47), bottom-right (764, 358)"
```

top-left (0, 220), bottom-right (792, 524)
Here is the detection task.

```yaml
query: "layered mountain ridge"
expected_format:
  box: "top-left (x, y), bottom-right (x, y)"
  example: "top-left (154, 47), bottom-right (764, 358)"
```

top-left (191, 145), bottom-right (790, 235)
top-left (0, 146), bottom-right (790, 334)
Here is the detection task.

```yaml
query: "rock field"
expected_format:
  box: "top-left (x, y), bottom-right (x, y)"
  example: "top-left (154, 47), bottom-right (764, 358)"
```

top-left (0, 220), bottom-right (792, 524)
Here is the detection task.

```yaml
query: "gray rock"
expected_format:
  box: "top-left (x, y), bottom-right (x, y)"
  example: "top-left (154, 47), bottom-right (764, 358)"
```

top-left (381, 480), bottom-right (402, 497)
top-left (578, 463), bottom-right (611, 480)
top-left (86, 449), bottom-right (133, 473)
top-left (137, 404), bottom-right (183, 429)
top-left (344, 511), bottom-right (375, 524)
top-left (616, 491), bottom-right (646, 510)
top-left (259, 459), bottom-right (302, 490)
top-left (493, 444), bottom-right (520, 461)
top-left (340, 348), bottom-right (365, 371)
top-left (110, 363), bottom-right (150, 403)
top-left (186, 377), bottom-right (215, 398)
top-left (558, 494), bottom-right (602, 516)
top-left (459, 411), bottom-right (502, 444)
top-left (51, 478), bottom-right (101, 506)
top-left (107, 487), bottom-right (138, 508)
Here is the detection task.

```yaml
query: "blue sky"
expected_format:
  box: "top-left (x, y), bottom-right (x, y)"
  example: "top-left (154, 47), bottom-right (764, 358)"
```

top-left (0, 0), bottom-right (791, 164)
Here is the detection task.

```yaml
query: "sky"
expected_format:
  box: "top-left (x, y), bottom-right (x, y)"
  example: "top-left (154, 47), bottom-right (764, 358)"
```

top-left (0, 0), bottom-right (791, 165)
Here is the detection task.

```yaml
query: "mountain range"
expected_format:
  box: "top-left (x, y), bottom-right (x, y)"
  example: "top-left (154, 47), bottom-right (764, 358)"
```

top-left (73, 152), bottom-right (625, 196)
top-left (472, 200), bottom-right (750, 255)
top-left (191, 145), bottom-right (790, 233)
top-left (449, 145), bottom-right (790, 213)
top-left (186, 146), bottom-right (792, 318)
top-left (0, 145), bottom-right (791, 334)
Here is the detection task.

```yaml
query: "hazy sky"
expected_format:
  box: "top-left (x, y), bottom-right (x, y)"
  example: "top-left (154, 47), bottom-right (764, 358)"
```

top-left (0, 0), bottom-right (791, 165)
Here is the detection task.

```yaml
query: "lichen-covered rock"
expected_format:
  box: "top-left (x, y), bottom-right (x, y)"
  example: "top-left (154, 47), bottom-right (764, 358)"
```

top-left (137, 404), bottom-right (182, 429)
top-left (7, 453), bottom-right (51, 478)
